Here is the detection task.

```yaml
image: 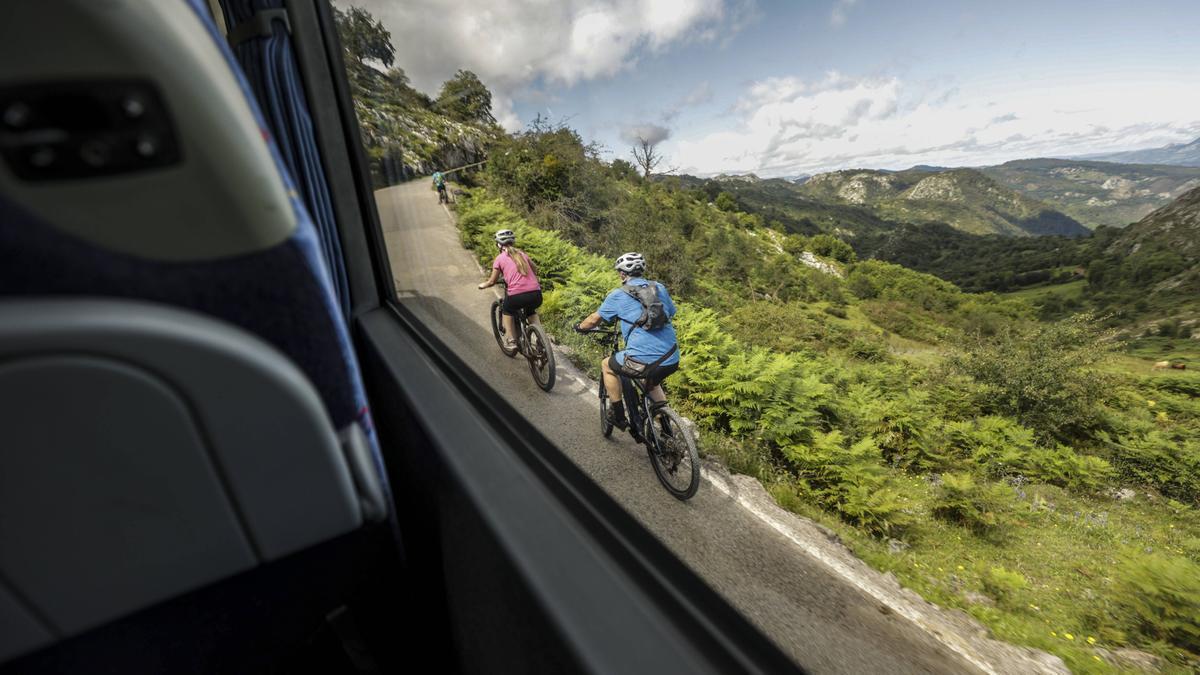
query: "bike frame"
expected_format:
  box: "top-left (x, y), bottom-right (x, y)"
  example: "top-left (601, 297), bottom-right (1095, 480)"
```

top-left (497, 283), bottom-right (532, 354)
top-left (592, 329), bottom-right (656, 442)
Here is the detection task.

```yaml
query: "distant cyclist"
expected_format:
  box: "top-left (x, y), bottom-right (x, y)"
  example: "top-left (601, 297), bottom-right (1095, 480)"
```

top-left (432, 170), bottom-right (448, 203)
top-left (478, 229), bottom-right (543, 350)
top-left (576, 252), bottom-right (679, 430)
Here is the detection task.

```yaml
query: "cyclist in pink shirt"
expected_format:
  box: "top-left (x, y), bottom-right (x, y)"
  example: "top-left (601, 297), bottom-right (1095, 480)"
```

top-left (477, 229), bottom-right (543, 350)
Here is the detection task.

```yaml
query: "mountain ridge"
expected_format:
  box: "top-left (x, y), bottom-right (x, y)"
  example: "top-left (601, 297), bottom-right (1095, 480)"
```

top-left (1071, 136), bottom-right (1200, 167)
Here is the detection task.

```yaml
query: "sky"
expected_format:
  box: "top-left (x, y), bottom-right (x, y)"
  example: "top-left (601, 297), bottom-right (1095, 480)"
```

top-left (342, 0), bottom-right (1200, 177)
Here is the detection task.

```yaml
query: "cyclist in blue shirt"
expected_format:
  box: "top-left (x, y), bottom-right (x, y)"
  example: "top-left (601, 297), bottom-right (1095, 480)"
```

top-left (576, 252), bottom-right (679, 430)
top-left (432, 170), bottom-right (447, 202)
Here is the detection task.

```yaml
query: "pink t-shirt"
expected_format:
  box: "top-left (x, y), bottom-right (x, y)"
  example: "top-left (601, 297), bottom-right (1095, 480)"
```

top-left (492, 250), bottom-right (541, 295)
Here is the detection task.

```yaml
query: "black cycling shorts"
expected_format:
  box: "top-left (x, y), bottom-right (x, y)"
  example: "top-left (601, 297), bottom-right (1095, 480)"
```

top-left (501, 289), bottom-right (542, 317)
top-left (609, 355), bottom-right (679, 389)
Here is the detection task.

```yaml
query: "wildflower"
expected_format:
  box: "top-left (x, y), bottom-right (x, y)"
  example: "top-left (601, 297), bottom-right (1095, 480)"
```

top-left (1064, 633), bottom-right (1074, 640)
top-left (1147, 400), bottom-right (1156, 407)
top-left (1093, 656), bottom-right (1102, 662)
top-left (1087, 636), bottom-right (1096, 645)
top-left (1050, 631), bottom-right (1057, 637)
top-left (956, 565), bottom-right (965, 571)
top-left (1028, 603), bottom-right (1040, 611)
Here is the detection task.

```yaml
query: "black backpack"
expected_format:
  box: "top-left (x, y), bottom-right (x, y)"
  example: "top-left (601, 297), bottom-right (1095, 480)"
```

top-left (622, 281), bottom-right (669, 331)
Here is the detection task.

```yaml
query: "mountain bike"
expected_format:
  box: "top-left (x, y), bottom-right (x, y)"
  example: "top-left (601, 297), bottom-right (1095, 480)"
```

top-left (579, 327), bottom-right (699, 500)
top-left (490, 282), bottom-right (555, 391)
top-left (436, 183), bottom-right (450, 204)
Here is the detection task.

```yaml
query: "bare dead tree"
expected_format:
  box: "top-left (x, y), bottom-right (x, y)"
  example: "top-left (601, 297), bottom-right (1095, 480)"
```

top-left (631, 136), bottom-right (664, 178)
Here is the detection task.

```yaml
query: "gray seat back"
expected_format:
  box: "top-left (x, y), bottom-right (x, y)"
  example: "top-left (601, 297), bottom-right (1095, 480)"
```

top-left (0, 299), bottom-right (372, 662)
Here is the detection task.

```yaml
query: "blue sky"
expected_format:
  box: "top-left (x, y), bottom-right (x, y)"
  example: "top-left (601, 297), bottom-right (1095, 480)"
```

top-left (350, 0), bottom-right (1200, 176)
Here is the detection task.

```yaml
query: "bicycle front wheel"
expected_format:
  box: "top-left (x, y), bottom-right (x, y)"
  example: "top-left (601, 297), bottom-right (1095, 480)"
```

top-left (647, 406), bottom-right (700, 500)
top-left (491, 301), bottom-right (518, 358)
top-left (599, 380), bottom-right (614, 438)
top-left (525, 324), bottom-right (556, 391)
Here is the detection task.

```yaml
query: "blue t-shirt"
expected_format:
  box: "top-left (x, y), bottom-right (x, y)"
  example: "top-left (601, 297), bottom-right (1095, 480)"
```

top-left (598, 277), bottom-right (679, 366)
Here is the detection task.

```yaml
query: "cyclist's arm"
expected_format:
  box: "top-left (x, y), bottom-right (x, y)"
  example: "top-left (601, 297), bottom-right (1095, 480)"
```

top-left (576, 311), bottom-right (604, 331)
top-left (478, 268), bottom-right (501, 289)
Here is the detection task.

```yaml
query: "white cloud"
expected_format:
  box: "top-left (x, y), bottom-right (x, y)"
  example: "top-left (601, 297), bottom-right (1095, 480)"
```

top-left (339, 0), bottom-right (749, 131)
top-left (830, 0), bottom-right (858, 27)
top-left (672, 73), bottom-right (1200, 176)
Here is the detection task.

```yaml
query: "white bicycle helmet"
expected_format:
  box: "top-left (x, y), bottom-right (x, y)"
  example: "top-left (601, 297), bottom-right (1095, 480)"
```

top-left (614, 252), bottom-right (645, 275)
top-left (494, 229), bottom-right (516, 246)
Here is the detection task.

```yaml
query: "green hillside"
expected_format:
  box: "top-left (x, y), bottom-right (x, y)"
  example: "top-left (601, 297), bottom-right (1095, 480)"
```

top-left (667, 174), bottom-right (908, 238)
top-left (981, 159), bottom-right (1200, 229)
top-left (334, 6), bottom-right (501, 186)
top-left (796, 167), bottom-right (1090, 237)
top-left (454, 120), bottom-right (1200, 673)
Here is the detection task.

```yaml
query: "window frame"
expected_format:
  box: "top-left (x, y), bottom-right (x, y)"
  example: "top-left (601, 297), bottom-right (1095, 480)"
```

top-left (288, 2), bottom-right (804, 672)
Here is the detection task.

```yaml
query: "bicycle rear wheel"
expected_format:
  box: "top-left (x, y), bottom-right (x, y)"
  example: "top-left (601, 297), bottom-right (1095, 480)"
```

top-left (599, 380), bottom-right (613, 438)
top-left (526, 324), bottom-right (556, 391)
top-left (646, 406), bottom-right (700, 500)
top-left (491, 301), bottom-right (518, 358)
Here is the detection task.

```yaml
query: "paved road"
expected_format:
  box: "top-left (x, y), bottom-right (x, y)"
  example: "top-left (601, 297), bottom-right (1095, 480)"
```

top-left (376, 181), bottom-right (980, 675)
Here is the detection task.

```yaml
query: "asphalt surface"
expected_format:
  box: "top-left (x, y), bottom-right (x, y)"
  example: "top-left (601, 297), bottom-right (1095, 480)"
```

top-left (376, 180), bottom-right (981, 674)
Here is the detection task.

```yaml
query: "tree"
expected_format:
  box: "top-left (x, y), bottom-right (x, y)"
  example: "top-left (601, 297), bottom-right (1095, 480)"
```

top-left (384, 67), bottom-right (409, 88)
top-left (631, 135), bottom-right (665, 178)
top-left (437, 70), bottom-right (495, 125)
top-left (609, 159), bottom-right (639, 182)
top-left (332, 6), bottom-right (395, 68)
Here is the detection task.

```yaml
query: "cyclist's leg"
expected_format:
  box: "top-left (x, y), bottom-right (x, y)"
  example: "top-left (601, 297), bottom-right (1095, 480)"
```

top-left (646, 362), bottom-right (679, 404)
top-left (499, 296), bottom-right (518, 344)
top-left (600, 356), bottom-right (623, 403)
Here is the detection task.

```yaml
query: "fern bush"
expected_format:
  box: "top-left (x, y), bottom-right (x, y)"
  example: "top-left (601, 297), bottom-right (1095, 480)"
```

top-left (1104, 431), bottom-right (1200, 505)
top-left (1112, 553), bottom-right (1200, 653)
top-left (931, 472), bottom-right (1014, 534)
top-left (945, 416), bottom-right (1114, 492)
top-left (782, 432), bottom-right (910, 535)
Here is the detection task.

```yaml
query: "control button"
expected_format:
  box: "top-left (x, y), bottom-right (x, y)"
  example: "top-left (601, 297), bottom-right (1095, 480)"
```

top-left (29, 146), bottom-right (55, 169)
top-left (3, 102), bottom-right (32, 129)
top-left (121, 96), bottom-right (145, 119)
top-left (79, 140), bottom-right (111, 168)
top-left (134, 134), bottom-right (158, 159)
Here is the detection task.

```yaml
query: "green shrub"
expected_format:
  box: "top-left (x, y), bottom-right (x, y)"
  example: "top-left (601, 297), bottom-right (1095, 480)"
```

top-left (931, 472), bottom-right (1014, 534)
top-left (1113, 553), bottom-right (1200, 653)
top-left (823, 305), bottom-right (848, 319)
top-left (1103, 431), bottom-right (1200, 505)
top-left (808, 233), bottom-right (857, 264)
top-left (981, 566), bottom-right (1028, 609)
top-left (945, 416), bottom-right (1114, 491)
top-left (948, 314), bottom-right (1115, 442)
top-left (1149, 376), bottom-right (1200, 399)
top-left (838, 388), bottom-right (946, 471)
top-left (783, 432), bottom-right (910, 535)
top-left (847, 336), bottom-right (888, 362)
